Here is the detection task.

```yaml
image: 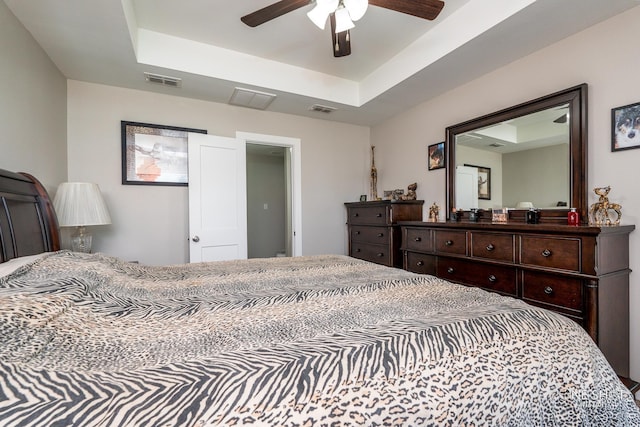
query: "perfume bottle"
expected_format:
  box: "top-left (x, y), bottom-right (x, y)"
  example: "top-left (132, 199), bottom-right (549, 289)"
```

top-left (567, 208), bottom-right (579, 226)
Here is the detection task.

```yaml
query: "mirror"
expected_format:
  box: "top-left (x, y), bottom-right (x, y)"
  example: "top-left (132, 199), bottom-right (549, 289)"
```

top-left (446, 84), bottom-right (587, 224)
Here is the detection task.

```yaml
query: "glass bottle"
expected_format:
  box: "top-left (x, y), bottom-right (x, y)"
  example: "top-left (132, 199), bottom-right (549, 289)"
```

top-left (567, 207), bottom-right (579, 226)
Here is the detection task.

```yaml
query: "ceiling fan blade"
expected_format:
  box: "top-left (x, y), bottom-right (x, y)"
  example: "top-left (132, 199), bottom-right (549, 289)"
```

top-left (369, 0), bottom-right (445, 20)
top-left (330, 13), bottom-right (351, 57)
top-left (241, 0), bottom-right (311, 27)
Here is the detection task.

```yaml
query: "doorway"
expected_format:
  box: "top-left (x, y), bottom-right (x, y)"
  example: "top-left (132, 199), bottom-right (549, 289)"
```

top-left (237, 132), bottom-right (302, 258)
top-left (246, 144), bottom-right (287, 258)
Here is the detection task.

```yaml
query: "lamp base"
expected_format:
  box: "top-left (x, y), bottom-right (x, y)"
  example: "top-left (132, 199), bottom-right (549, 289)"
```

top-left (71, 226), bottom-right (93, 253)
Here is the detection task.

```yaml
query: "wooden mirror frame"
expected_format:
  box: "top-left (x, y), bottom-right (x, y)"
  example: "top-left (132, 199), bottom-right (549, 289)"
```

top-left (445, 84), bottom-right (588, 224)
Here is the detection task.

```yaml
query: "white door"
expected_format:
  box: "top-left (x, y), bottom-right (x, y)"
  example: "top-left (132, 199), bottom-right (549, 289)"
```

top-left (188, 133), bottom-right (247, 262)
top-left (455, 165), bottom-right (479, 209)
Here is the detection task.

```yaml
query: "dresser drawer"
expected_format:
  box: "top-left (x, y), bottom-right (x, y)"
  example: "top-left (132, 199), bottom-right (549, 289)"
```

top-left (351, 226), bottom-right (391, 245)
top-left (350, 243), bottom-right (392, 266)
top-left (521, 270), bottom-right (582, 312)
top-left (520, 236), bottom-right (581, 272)
top-left (404, 251), bottom-right (436, 275)
top-left (437, 257), bottom-right (517, 296)
top-left (404, 227), bottom-right (433, 252)
top-left (434, 230), bottom-right (467, 256)
top-left (470, 232), bottom-right (515, 262)
top-left (347, 205), bottom-right (388, 225)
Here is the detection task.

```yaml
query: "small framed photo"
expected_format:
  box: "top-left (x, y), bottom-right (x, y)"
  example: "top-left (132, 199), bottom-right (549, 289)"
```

top-left (359, 195), bottom-right (367, 202)
top-left (121, 121), bottom-right (207, 186)
top-left (612, 101), bottom-right (640, 151)
top-left (465, 164), bottom-right (491, 200)
top-left (428, 142), bottom-right (445, 170)
top-left (492, 208), bottom-right (509, 223)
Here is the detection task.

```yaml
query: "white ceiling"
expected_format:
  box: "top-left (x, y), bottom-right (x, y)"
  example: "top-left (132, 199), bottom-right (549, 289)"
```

top-left (5, 0), bottom-right (639, 126)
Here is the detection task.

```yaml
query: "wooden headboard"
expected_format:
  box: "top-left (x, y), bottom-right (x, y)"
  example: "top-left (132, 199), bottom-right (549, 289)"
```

top-left (0, 168), bottom-right (60, 263)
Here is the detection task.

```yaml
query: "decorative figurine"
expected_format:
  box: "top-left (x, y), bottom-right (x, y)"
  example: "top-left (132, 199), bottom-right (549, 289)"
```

top-left (370, 146), bottom-right (378, 201)
top-left (401, 182), bottom-right (417, 200)
top-left (428, 202), bottom-right (440, 222)
top-left (589, 186), bottom-right (622, 226)
top-left (392, 189), bottom-right (404, 201)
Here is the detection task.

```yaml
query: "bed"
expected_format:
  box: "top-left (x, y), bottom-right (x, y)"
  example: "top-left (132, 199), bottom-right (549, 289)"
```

top-left (1, 168), bottom-right (639, 426)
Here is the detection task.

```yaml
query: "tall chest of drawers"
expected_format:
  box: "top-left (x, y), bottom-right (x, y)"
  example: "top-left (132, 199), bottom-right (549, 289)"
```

top-left (399, 221), bottom-right (635, 377)
top-left (345, 200), bottom-right (423, 268)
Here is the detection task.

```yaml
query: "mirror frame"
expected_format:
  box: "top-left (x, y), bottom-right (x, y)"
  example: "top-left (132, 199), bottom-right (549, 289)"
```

top-left (446, 84), bottom-right (588, 224)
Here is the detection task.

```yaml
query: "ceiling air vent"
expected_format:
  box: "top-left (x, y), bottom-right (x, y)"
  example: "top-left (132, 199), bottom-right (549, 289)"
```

top-left (310, 104), bottom-right (337, 114)
top-left (229, 87), bottom-right (277, 110)
top-left (144, 72), bottom-right (182, 88)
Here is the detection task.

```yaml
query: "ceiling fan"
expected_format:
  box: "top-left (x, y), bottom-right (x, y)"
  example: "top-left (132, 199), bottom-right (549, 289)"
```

top-left (241, 0), bottom-right (445, 57)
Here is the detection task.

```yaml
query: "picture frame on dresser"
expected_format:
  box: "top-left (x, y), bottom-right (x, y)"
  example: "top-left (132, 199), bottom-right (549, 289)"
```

top-left (121, 121), bottom-right (207, 186)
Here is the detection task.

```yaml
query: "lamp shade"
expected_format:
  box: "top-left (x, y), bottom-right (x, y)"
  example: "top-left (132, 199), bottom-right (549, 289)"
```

top-left (307, 0), bottom-right (339, 29)
top-left (334, 6), bottom-right (355, 33)
top-left (344, 0), bottom-right (368, 21)
top-left (53, 182), bottom-right (112, 227)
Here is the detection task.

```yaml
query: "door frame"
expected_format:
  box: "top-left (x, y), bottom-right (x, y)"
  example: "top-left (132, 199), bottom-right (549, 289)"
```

top-left (236, 131), bottom-right (303, 256)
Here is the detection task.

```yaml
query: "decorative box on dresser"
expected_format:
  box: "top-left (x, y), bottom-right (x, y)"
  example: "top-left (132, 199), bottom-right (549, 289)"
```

top-left (399, 221), bottom-right (635, 377)
top-left (345, 200), bottom-right (423, 268)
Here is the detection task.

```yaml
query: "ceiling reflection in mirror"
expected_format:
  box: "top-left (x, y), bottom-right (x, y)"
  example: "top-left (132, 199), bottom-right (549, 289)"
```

top-left (454, 103), bottom-right (570, 210)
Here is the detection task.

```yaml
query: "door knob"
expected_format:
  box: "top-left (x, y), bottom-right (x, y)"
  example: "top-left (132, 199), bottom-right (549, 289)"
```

top-left (192, 236), bottom-right (200, 242)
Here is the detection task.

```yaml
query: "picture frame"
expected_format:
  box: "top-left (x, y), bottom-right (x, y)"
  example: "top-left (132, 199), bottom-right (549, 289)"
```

top-left (121, 121), bottom-right (207, 186)
top-left (428, 142), bottom-right (445, 170)
top-left (464, 164), bottom-right (491, 200)
top-left (359, 195), bottom-right (367, 202)
top-left (611, 101), bottom-right (640, 152)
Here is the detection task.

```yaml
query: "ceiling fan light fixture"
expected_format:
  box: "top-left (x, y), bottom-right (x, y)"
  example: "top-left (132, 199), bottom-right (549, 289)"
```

top-left (307, 0), bottom-right (339, 29)
top-left (334, 6), bottom-right (355, 33)
top-left (343, 0), bottom-right (368, 21)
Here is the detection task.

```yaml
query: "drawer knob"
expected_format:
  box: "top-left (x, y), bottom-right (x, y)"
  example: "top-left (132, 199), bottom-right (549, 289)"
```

top-left (377, 233), bottom-right (384, 237)
top-left (417, 260), bottom-right (424, 266)
top-left (376, 213), bottom-right (383, 217)
top-left (355, 231), bottom-right (360, 235)
top-left (544, 286), bottom-right (553, 295)
top-left (541, 249), bottom-right (552, 257)
top-left (377, 252), bottom-right (384, 257)
top-left (415, 237), bottom-right (422, 242)
top-left (355, 248), bottom-right (361, 252)
top-left (488, 275), bottom-right (497, 283)
top-left (445, 240), bottom-right (453, 246)
top-left (447, 267), bottom-right (454, 274)
top-left (353, 213), bottom-right (359, 217)
top-left (486, 244), bottom-right (495, 251)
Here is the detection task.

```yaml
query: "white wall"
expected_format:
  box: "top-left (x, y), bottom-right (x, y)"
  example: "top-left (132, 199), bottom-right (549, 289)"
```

top-left (503, 144), bottom-right (569, 208)
top-left (371, 6), bottom-right (640, 380)
top-left (67, 80), bottom-right (370, 265)
top-left (0, 1), bottom-right (67, 191)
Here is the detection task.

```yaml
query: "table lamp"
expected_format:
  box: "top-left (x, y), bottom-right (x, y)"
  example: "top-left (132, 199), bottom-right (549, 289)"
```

top-left (53, 182), bottom-right (111, 253)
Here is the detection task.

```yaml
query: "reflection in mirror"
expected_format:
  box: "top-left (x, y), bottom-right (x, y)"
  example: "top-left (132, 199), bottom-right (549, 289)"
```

top-left (455, 103), bottom-right (570, 210)
top-left (446, 84), bottom-right (587, 224)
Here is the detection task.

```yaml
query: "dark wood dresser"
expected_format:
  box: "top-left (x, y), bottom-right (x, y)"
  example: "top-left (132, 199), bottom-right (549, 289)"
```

top-left (345, 200), bottom-right (423, 268)
top-left (399, 220), bottom-right (634, 377)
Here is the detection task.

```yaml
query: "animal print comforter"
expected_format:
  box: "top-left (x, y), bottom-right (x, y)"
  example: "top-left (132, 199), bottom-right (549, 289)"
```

top-left (0, 251), bottom-right (638, 426)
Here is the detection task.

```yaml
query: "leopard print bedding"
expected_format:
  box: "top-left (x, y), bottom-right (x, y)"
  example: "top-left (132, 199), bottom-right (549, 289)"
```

top-left (0, 251), bottom-right (638, 426)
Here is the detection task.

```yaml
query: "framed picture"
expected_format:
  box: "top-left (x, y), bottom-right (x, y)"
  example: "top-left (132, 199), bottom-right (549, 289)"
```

top-left (121, 121), bottom-right (207, 185)
top-left (428, 142), bottom-right (445, 170)
top-left (612, 101), bottom-right (640, 152)
top-left (465, 164), bottom-right (491, 200)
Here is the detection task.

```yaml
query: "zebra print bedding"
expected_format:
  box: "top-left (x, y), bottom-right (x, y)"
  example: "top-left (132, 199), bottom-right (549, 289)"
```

top-left (1, 251), bottom-right (638, 426)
